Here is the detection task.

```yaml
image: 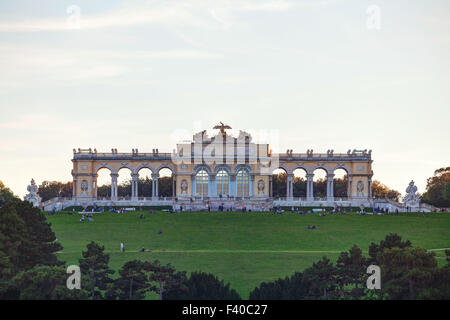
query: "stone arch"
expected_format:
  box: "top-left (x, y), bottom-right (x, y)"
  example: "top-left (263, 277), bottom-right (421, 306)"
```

top-left (136, 164), bottom-right (155, 174)
top-left (156, 163), bottom-right (176, 175)
top-left (311, 165), bottom-right (330, 200)
top-left (156, 164), bottom-right (175, 198)
top-left (94, 165), bottom-right (114, 200)
top-left (194, 165), bottom-right (210, 197)
top-left (234, 164), bottom-right (252, 174)
top-left (271, 164), bottom-right (289, 175)
top-left (194, 164), bottom-right (212, 175)
top-left (291, 166), bottom-right (308, 198)
top-left (331, 165), bottom-right (350, 199)
top-left (116, 163), bottom-right (136, 174)
top-left (311, 164), bottom-right (331, 175)
top-left (271, 164), bottom-right (289, 199)
top-left (94, 163), bottom-right (114, 174)
top-left (215, 165), bottom-right (231, 197)
top-left (331, 164), bottom-right (351, 175)
top-left (214, 164), bottom-right (232, 175)
top-left (290, 164), bottom-right (310, 175)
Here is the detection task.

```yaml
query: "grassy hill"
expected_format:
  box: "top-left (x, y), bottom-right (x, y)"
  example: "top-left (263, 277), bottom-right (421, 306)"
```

top-left (47, 210), bottom-right (450, 298)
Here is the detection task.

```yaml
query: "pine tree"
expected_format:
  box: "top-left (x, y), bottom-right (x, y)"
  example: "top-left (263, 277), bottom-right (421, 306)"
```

top-left (0, 199), bottom-right (62, 275)
top-left (378, 247), bottom-right (437, 299)
top-left (144, 260), bottom-right (187, 300)
top-left (78, 241), bottom-right (114, 299)
top-left (12, 265), bottom-right (88, 300)
top-left (368, 233), bottom-right (411, 264)
top-left (303, 256), bottom-right (337, 299)
top-left (165, 271), bottom-right (241, 300)
top-left (105, 260), bottom-right (148, 300)
top-left (336, 245), bottom-right (367, 298)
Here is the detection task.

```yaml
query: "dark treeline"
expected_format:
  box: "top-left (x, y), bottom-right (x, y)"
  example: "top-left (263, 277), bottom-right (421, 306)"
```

top-left (249, 234), bottom-right (450, 300)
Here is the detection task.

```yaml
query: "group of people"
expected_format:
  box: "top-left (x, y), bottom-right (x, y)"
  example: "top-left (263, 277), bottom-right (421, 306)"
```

top-left (80, 213), bottom-right (94, 222)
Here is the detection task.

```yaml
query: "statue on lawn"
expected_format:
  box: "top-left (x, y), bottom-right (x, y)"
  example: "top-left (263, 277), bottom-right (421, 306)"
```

top-left (24, 178), bottom-right (42, 207)
top-left (403, 180), bottom-right (420, 207)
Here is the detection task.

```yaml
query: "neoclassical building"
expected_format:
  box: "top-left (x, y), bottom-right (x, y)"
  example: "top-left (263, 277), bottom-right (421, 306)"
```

top-left (67, 124), bottom-right (373, 210)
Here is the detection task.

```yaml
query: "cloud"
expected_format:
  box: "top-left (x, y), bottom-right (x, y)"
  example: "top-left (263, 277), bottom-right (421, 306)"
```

top-left (0, 0), bottom-right (294, 32)
top-left (0, 44), bottom-right (223, 89)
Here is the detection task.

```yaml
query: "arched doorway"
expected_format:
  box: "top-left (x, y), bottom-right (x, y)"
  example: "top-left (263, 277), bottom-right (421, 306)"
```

top-left (216, 168), bottom-right (230, 197)
top-left (312, 168), bottom-right (327, 200)
top-left (195, 168), bottom-right (209, 198)
top-left (293, 168), bottom-right (307, 199)
top-left (333, 168), bottom-right (349, 200)
top-left (158, 167), bottom-right (174, 198)
top-left (117, 167), bottom-right (133, 200)
top-left (272, 168), bottom-right (287, 199)
top-left (236, 168), bottom-right (250, 198)
top-left (96, 167), bottom-right (112, 199)
top-left (137, 168), bottom-right (153, 199)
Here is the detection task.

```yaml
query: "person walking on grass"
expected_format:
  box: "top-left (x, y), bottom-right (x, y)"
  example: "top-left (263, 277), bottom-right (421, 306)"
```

top-left (120, 242), bottom-right (125, 252)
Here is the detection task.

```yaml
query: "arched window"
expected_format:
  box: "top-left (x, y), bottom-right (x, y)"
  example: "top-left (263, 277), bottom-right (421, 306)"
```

top-left (216, 169), bottom-right (229, 196)
top-left (236, 169), bottom-right (249, 197)
top-left (195, 169), bottom-right (209, 196)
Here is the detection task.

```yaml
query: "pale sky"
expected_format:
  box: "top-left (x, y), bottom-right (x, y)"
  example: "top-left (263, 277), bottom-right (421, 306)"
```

top-left (0, 0), bottom-right (449, 198)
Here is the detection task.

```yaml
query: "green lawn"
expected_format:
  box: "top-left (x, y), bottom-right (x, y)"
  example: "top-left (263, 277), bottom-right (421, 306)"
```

top-left (47, 210), bottom-right (450, 299)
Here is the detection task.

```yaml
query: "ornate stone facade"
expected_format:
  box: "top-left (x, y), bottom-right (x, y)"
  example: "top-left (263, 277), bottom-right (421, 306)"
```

top-left (70, 124), bottom-right (374, 207)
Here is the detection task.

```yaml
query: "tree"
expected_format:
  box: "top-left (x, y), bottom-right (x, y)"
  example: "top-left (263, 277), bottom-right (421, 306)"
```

top-left (249, 272), bottom-right (307, 300)
top-left (0, 199), bottom-right (62, 276)
top-left (0, 180), bottom-right (16, 208)
top-left (334, 176), bottom-right (348, 198)
top-left (12, 265), bottom-right (88, 300)
top-left (158, 176), bottom-right (173, 197)
top-left (105, 260), bottom-right (148, 300)
top-left (421, 167), bottom-right (450, 207)
top-left (37, 181), bottom-right (72, 202)
top-left (336, 245), bottom-right (368, 299)
top-left (293, 177), bottom-right (306, 197)
top-left (138, 176), bottom-right (153, 197)
top-left (308, 178), bottom-right (327, 198)
top-left (272, 172), bottom-right (286, 198)
top-left (166, 271), bottom-right (241, 300)
top-left (378, 247), bottom-right (437, 299)
top-left (372, 180), bottom-right (401, 201)
top-left (144, 260), bottom-right (185, 300)
top-left (78, 241), bottom-right (114, 299)
top-left (303, 256), bottom-right (337, 299)
top-left (368, 233), bottom-right (412, 264)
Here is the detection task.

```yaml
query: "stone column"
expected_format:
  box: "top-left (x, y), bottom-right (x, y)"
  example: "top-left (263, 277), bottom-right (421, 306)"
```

top-left (191, 175), bottom-right (195, 197)
top-left (287, 174), bottom-right (293, 200)
top-left (368, 178), bottom-right (372, 199)
top-left (347, 175), bottom-right (352, 199)
top-left (306, 174), bottom-right (314, 201)
top-left (93, 175), bottom-right (98, 200)
top-left (72, 178), bottom-right (77, 198)
top-left (152, 173), bottom-right (159, 198)
top-left (131, 173), bottom-right (139, 200)
top-left (327, 174), bottom-right (335, 201)
top-left (111, 173), bottom-right (118, 200)
top-left (209, 174), bottom-right (216, 198)
top-left (269, 176), bottom-right (273, 198)
top-left (230, 174), bottom-right (236, 197)
top-left (250, 175), bottom-right (255, 197)
top-left (172, 174), bottom-right (176, 197)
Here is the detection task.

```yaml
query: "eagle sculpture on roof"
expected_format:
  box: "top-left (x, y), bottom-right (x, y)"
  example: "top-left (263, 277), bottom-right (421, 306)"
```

top-left (213, 122), bottom-right (232, 136)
